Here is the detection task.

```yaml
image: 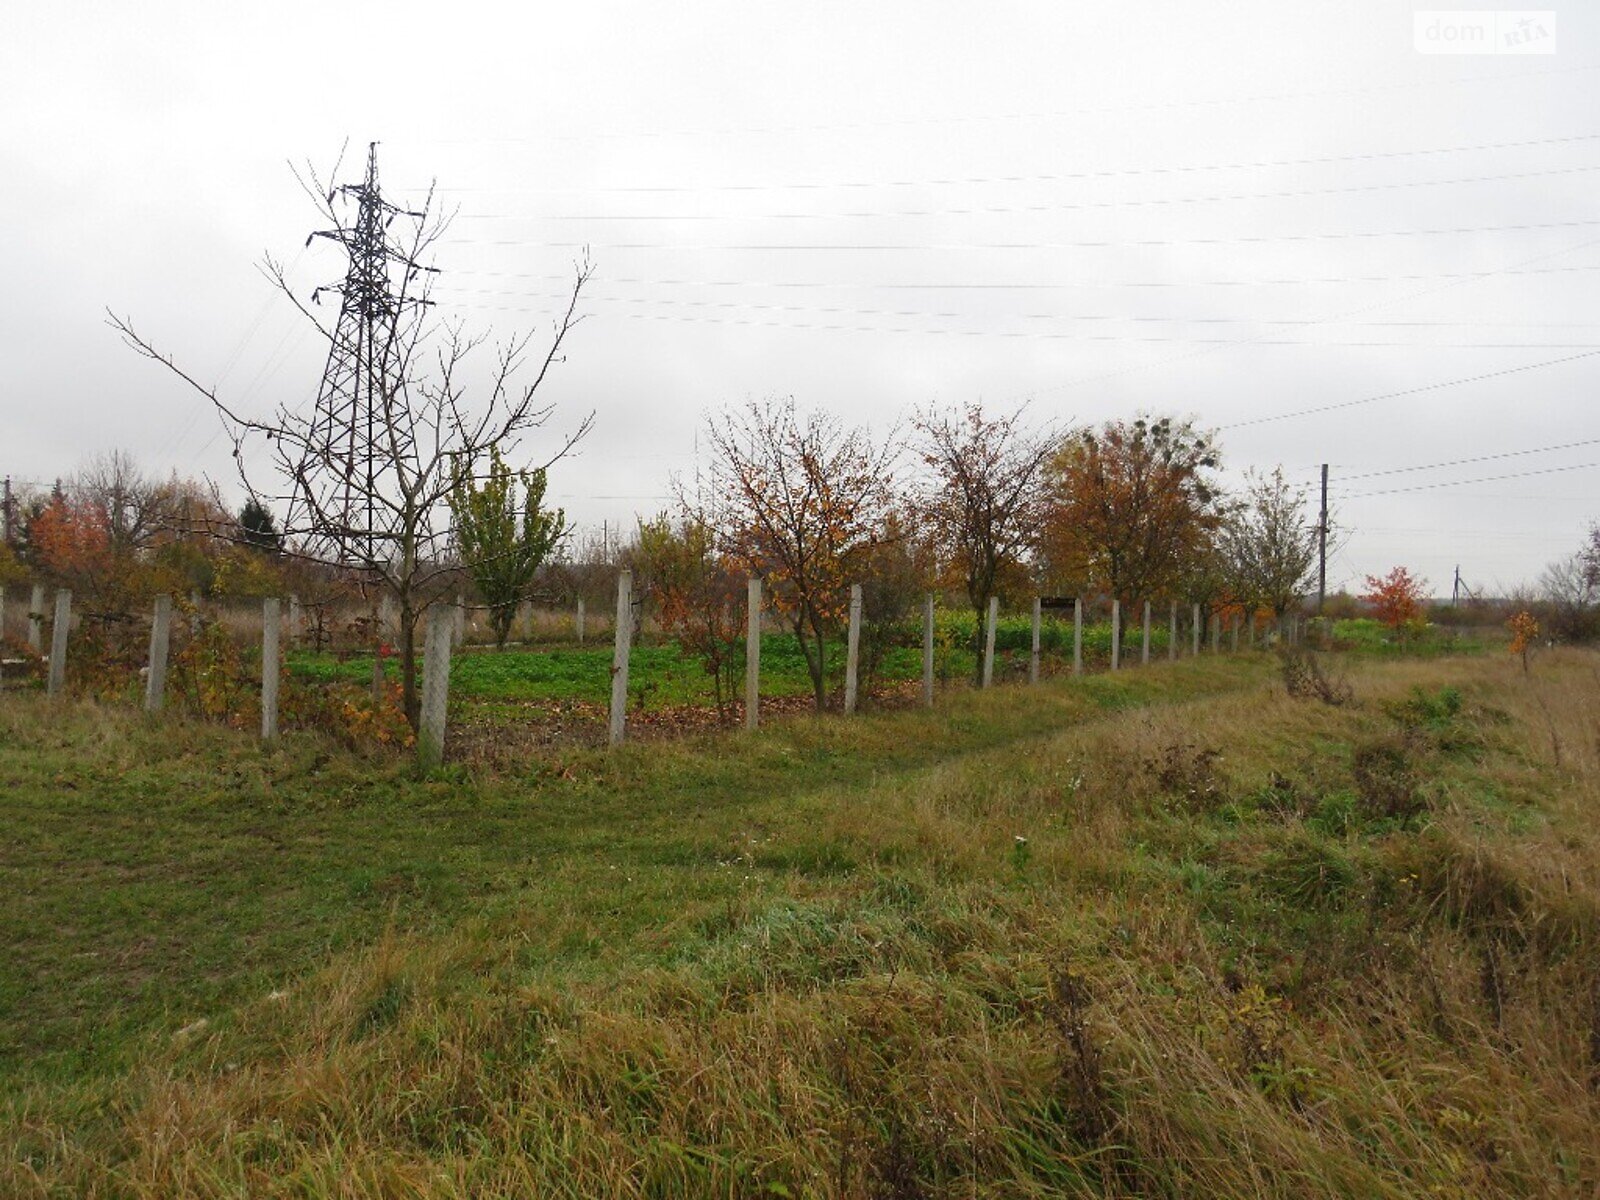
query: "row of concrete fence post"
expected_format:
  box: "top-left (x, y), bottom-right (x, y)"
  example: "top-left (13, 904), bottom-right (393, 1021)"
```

top-left (1, 578), bottom-right (1301, 766)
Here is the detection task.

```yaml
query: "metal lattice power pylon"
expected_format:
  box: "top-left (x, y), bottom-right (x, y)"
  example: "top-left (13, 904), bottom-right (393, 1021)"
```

top-left (303, 142), bottom-right (435, 564)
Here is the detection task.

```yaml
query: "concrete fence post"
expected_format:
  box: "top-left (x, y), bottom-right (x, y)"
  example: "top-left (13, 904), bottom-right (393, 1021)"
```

top-left (608, 571), bottom-right (633, 747)
top-left (453, 595), bottom-right (466, 647)
top-left (1141, 600), bottom-right (1152, 665)
top-left (1111, 599), bottom-right (1121, 671)
top-left (1211, 612), bottom-right (1221, 653)
top-left (745, 576), bottom-right (761, 731)
top-left (518, 600), bottom-right (533, 642)
top-left (145, 594), bottom-right (172, 712)
top-left (379, 594), bottom-right (395, 636)
top-left (921, 593), bottom-right (935, 708)
top-left (287, 595), bottom-right (301, 646)
top-left (576, 597), bottom-right (586, 644)
top-left (28, 582), bottom-right (44, 653)
top-left (1030, 596), bottom-right (1042, 684)
top-left (47, 589), bottom-right (71, 696)
top-left (1192, 603), bottom-right (1201, 656)
top-left (1073, 597), bottom-right (1083, 677)
top-left (1168, 600), bottom-right (1178, 661)
top-left (418, 603), bottom-right (454, 767)
top-left (261, 598), bottom-right (280, 743)
top-left (844, 583), bottom-right (863, 714)
top-left (982, 595), bottom-right (999, 688)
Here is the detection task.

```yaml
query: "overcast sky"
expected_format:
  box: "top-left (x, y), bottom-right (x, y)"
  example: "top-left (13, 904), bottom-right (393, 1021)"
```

top-left (4, 2), bottom-right (1595, 596)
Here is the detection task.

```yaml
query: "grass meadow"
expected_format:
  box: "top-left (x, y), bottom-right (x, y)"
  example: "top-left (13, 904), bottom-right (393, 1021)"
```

top-left (1, 639), bottom-right (1595, 1197)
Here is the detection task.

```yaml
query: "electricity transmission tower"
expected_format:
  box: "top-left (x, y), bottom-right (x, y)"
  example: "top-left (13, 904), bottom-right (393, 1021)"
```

top-left (305, 142), bottom-right (436, 563)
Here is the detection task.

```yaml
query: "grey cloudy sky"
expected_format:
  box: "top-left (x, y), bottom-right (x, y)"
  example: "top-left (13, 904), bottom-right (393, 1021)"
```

top-left (4, 1), bottom-right (1596, 596)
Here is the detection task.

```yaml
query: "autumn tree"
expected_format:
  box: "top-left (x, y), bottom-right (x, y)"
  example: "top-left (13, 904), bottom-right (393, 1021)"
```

top-left (1221, 467), bottom-right (1320, 619)
top-left (706, 398), bottom-right (896, 711)
top-left (28, 496), bottom-right (110, 593)
top-left (1041, 416), bottom-right (1223, 605)
top-left (448, 447), bottom-right (567, 649)
top-left (1506, 610), bottom-right (1539, 674)
top-left (74, 451), bottom-right (163, 554)
top-left (1362, 566), bottom-right (1428, 646)
top-left (633, 512), bottom-right (745, 715)
top-left (914, 402), bottom-right (1053, 682)
top-left (855, 508), bottom-right (934, 699)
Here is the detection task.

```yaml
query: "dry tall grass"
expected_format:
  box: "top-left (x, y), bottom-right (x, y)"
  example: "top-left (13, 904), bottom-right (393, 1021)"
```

top-left (3, 649), bottom-right (1597, 1197)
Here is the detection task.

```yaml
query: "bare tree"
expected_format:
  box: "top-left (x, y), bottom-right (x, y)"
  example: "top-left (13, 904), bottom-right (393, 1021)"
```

top-left (706, 398), bottom-right (897, 711)
top-left (1539, 552), bottom-right (1599, 641)
top-left (110, 146), bottom-right (592, 730)
top-left (73, 451), bottom-right (163, 553)
top-left (1221, 467), bottom-right (1321, 619)
top-left (914, 402), bottom-right (1054, 682)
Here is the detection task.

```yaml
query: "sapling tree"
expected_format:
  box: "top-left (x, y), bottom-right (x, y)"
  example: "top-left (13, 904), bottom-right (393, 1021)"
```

top-left (632, 511), bottom-right (745, 715)
top-left (914, 402), bottom-right (1053, 683)
top-left (706, 398), bottom-right (897, 711)
top-left (448, 448), bottom-right (566, 649)
top-left (1222, 467), bottom-right (1322, 619)
top-left (1362, 566), bottom-right (1428, 647)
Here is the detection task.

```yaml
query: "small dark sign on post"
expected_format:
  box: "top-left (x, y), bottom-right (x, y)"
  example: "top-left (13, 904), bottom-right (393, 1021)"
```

top-left (1039, 597), bottom-right (1075, 611)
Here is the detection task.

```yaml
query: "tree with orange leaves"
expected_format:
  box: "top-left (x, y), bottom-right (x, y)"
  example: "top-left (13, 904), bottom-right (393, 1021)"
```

top-left (1362, 566), bottom-right (1428, 646)
top-left (1040, 415), bottom-right (1223, 604)
top-left (633, 511), bottom-right (745, 715)
top-left (28, 496), bottom-right (111, 590)
top-left (706, 398), bottom-right (897, 711)
top-left (1506, 610), bottom-right (1539, 674)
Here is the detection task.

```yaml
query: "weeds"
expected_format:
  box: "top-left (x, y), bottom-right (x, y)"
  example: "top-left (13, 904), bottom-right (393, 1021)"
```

top-left (1278, 645), bottom-right (1353, 706)
top-left (1143, 738), bottom-right (1226, 812)
top-left (3, 649), bottom-right (1600, 1197)
top-left (1351, 735), bottom-right (1425, 823)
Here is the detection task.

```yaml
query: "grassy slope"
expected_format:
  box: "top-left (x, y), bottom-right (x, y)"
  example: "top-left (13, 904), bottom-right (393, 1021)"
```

top-left (2, 649), bottom-right (1597, 1197)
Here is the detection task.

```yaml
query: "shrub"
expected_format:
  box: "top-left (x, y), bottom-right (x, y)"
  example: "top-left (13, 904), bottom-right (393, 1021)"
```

top-left (1144, 739), bottom-right (1226, 812)
top-left (1278, 646), bottom-right (1352, 706)
top-left (1350, 736), bottom-right (1425, 824)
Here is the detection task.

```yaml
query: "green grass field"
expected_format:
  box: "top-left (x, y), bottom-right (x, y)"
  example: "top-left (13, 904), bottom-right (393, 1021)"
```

top-left (286, 614), bottom-right (1487, 719)
top-left (3, 641), bottom-right (1591, 1197)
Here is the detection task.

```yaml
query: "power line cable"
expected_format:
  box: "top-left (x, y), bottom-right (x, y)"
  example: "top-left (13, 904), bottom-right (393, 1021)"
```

top-left (1332, 438), bottom-right (1600, 483)
top-left (410, 62), bottom-right (1600, 143)
top-left (411, 132), bottom-right (1600, 196)
top-left (441, 297), bottom-right (1600, 348)
top-left (1342, 460), bottom-right (1600, 499)
top-left (446, 216), bottom-right (1600, 253)
top-left (1222, 350), bottom-right (1600, 429)
top-left (453, 163), bottom-right (1600, 223)
top-left (441, 262), bottom-right (1600, 293)
top-left (431, 285), bottom-right (1600, 329)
